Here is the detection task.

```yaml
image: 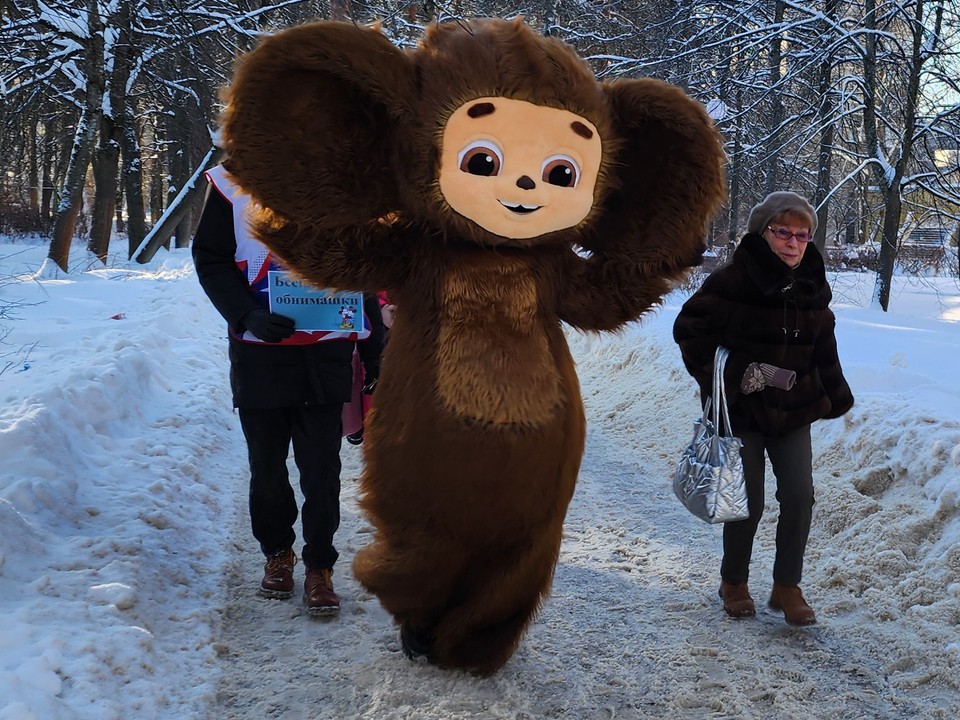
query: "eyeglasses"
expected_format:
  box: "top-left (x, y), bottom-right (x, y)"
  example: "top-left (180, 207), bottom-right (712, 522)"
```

top-left (767, 226), bottom-right (812, 243)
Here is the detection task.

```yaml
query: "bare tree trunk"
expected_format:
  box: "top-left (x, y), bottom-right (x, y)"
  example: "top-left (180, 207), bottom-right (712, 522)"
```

top-left (843, 193), bottom-right (856, 246)
top-left (874, 192), bottom-right (903, 304)
top-left (88, 137), bottom-right (120, 262)
top-left (148, 112), bottom-right (166, 228)
top-left (714, 28), bottom-right (738, 245)
top-left (48, 125), bottom-right (91, 271)
top-left (728, 112), bottom-right (742, 245)
top-left (150, 162), bottom-right (164, 228)
top-left (330, 0), bottom-right (351, 21)
top-left (813, 0), bottom-right (839, 253)
top-left (115, 185), bottom-right (125, 234)
top-left (88, 2), bottom-right (135, 264)
top-left (123, 109), bottom-right (147, 259)
top-left (865, 0), bottom-right (935, 309)
top-left (764, 1), bottom-right (785, 194)
top-left (41, 166), bottom-right (54, 219)
top-left (166, 106), bottom-right (194, 248)
top-left (170, 107), bottom-right (194, 249)
top-left (27, 124), bottom-right (39, 214)
top-left (48, 111), bottom-right (97, 270)
top-left (542, 0), bottom-right (561, 35)
top-left (862, 0), bottom-right (891, 306)
top-left (40, 116), bottom-right (65, 220)
top-left (47, 0), bottom-right (105, 272)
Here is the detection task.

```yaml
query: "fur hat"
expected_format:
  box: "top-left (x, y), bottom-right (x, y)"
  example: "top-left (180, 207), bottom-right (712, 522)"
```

top-left (747, 191), bottom-right (817, 236)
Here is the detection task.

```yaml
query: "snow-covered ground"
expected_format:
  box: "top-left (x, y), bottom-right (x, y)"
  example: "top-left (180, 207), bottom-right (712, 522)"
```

top-left (1, 237), bottom-right (958, 719)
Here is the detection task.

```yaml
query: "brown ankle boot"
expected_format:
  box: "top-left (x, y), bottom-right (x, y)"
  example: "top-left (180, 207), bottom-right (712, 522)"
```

top-left (719, 580), bottom-right (756, 617)
top-left (769, 583), bottom-right (816, 626)
top-left (259, 548), bottom-right (297, 599)
top-left (304, 568), bottom-right (340, 617)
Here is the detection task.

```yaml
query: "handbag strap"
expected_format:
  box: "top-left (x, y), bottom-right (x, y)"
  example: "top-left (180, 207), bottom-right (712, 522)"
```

top-left (712, 346), bottom-right (734, 435)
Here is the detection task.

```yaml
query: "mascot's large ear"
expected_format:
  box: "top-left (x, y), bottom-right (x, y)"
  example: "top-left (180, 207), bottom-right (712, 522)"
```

top-left (583, 79), bottom-right (726, 271)
top-left (220, 22), bottom-right (414, 228)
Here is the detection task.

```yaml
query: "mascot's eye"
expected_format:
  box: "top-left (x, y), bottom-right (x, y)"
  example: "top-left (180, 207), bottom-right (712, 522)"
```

top-left (458, 141), bottom-right (503, 177)
top-left (541, 155), bottom-right (580, 188)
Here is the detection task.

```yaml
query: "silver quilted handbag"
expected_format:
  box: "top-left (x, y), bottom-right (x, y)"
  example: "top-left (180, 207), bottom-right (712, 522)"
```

top-left (673, 346), bottom-right (749, 523)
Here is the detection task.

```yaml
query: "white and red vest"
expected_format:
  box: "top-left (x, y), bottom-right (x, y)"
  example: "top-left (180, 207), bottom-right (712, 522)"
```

top-left (205, 164), bottom-right (370, 346)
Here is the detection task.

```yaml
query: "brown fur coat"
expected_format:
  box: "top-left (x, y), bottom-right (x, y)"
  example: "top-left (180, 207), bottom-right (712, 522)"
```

top-left (219, 17), bottom-right (726, 674)
top-left (674, 233), bottom-right (854, 436)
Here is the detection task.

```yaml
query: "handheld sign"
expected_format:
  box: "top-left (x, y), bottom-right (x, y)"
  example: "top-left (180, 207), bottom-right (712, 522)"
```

top-left (267, 271), bottom-right (363, 332)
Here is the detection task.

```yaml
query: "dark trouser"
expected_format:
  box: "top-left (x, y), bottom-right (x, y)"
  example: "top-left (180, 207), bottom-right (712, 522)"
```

top-left (238, 405), bottom-right (343, 570)
top-left (721, 423), bottom-right (813, 587)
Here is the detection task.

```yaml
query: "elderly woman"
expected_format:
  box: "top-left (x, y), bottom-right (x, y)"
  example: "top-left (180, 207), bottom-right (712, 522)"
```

top-left (673, 191), bottom-right (854, 625)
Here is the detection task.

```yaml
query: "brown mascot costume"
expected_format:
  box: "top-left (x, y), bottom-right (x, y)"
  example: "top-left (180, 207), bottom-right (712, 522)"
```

top-left (219, 17), bottom-right (726, 675)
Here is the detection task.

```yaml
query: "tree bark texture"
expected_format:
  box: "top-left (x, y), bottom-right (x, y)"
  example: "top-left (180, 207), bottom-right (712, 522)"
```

top-left (88, 136), bottom-right (120, 263)
top-left (866, 0), bottom-right (931, 310)
top-left (88, 2), bottom-right (136, 264)
top-left (813, 0), bottom-right (839, 253)
top-left (47, 0), bottom-right (105, 272)
top-left (764, 1), bottom-right (785, 195)
top-left (123, 111), bottom-right (147, 259)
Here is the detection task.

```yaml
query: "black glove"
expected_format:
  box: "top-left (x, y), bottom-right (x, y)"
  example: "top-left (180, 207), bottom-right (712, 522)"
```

top-left (240, 308), bottom-right (295, 343)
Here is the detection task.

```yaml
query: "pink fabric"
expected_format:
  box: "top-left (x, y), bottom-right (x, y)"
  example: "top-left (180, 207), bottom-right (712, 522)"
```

top-left (341, 350), bottom-right (373, 436)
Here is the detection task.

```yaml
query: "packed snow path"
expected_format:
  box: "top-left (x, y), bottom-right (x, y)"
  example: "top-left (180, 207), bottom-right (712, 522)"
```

top-left (210, 328), bottom-right (958, 719)
top-left (3, 246), bottom-right (958, 718)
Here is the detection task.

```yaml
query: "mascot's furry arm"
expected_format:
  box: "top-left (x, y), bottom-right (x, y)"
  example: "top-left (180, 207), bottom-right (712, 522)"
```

top-left (220, 18), bottom-right (726, 676)
top-left (558, 80), bottom-right (726, 331)
top-left (219, 23), bottom-right (414, 292)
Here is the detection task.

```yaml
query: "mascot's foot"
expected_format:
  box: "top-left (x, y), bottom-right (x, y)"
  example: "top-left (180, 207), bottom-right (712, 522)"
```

top-left (400, 623), bottom-right (433, 663)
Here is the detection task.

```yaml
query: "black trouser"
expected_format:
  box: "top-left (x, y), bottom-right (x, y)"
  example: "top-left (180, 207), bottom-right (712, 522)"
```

top-left (721, 423), bottom-right (813, 587)
top-left (238, 404), bottom-right (343, 570)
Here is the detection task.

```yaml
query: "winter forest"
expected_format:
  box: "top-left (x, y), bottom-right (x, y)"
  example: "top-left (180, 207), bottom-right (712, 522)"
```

top-left (3, 3), bottom-right (960, 718)
top-left (1, 0), bottom-right (960, 308)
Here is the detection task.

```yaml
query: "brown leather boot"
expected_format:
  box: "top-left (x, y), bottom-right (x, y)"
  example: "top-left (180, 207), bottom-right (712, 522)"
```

top-left (259, 548), bottom-right (297, 599)
top-left (719, 580), bottom-right (756, 617)
top-left (304, 568), bottom-right (340, 617)
top-left (769, 583), bottom-right (817, 626)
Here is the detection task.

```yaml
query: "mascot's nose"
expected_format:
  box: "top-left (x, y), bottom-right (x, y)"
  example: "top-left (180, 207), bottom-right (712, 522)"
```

top-left (516, 175), bottom-right (536, 190)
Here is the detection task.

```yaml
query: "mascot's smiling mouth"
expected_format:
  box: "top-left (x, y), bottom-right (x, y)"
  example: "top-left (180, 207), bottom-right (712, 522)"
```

top-left (499, 200), bottom-right (542, 214)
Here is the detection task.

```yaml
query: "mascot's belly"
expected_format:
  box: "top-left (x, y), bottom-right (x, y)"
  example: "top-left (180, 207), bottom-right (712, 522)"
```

top-left (363, 258), bottom-right (580, 522)
top-left (435, 263), bottom-right (563, 427)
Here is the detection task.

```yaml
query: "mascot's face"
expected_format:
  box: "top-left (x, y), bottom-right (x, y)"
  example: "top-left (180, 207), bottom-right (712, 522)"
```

top-left (439, 96), bottom-right (602, 240)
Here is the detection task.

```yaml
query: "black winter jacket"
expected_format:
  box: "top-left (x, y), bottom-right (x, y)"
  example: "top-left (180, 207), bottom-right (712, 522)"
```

top-left (193, 188), bottom-right (384, 409)
top-left (673, 233), bottom-right (853, 436)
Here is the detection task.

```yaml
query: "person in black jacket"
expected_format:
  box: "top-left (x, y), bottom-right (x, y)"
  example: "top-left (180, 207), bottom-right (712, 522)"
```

top-left (673, 191), bottom-right (853, 626)
top-left (192, 164), bottom-right (383, 616)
